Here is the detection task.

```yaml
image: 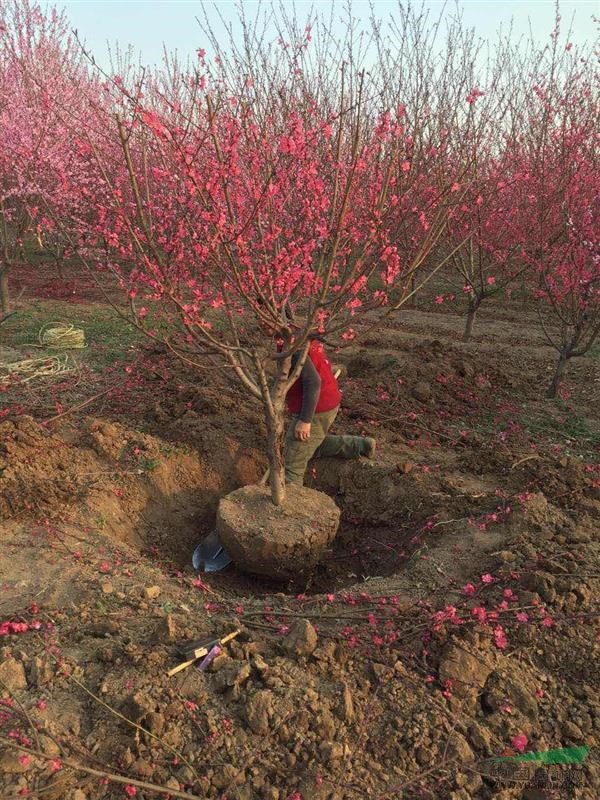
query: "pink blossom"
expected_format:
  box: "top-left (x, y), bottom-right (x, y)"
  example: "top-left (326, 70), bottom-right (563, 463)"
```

top-left (512, 734), bottom-right (528, 753)
top-left (493, 625), bottom-right (508, 650)
top-left (481, 574), bottom-right (494, 584)
top-left (461, 583), bottom-right (476, 596)
top-left (471, 607), bottom-right (487, 623)
top-left (124, 787), bottom-right (137, 798)
top-left (434, 295), bottom-right (444, 304)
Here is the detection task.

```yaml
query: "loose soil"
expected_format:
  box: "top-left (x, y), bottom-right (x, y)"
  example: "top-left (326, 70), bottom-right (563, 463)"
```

top-left (1, 284), bottom-right (599, 799)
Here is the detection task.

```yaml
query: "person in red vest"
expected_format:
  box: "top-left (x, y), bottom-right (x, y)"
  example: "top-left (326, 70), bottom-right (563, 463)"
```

top-left (284, 337), bottom-right (376, 485)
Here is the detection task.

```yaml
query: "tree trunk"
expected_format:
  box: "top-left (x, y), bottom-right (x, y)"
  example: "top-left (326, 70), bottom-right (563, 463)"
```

top-left (546, 352), bottom-right (568, 399)
top-left (0, 267), bottom-right (9, 314)
top-left (265, 408), bottom-right (286, 506)
top-left (408, 274), bottom-right (417, 309)
top-left (520, 276), bottom-right (528, 310)
top-left (463, 299), bottom-right (479, 342)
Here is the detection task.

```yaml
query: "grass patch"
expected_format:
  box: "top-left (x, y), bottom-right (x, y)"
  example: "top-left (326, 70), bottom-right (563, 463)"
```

top-left (517, 400), bottom-right (600, 459)
top-left (0, 299), bottom-right (144, 372)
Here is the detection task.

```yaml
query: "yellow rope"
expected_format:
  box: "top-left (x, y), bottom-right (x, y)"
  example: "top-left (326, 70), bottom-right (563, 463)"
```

top-left (38, 322), bottom-right (86, 349)
top-left (0, 354), bottom-right (73, 387)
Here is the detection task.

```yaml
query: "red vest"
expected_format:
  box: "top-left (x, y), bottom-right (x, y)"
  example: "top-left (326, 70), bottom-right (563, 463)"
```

top-left (286, 340), bottom-right (342, 415)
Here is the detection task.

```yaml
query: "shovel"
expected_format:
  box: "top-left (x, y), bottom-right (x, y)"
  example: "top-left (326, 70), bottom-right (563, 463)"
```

top-left (192, 529), bottom-right (232, 573)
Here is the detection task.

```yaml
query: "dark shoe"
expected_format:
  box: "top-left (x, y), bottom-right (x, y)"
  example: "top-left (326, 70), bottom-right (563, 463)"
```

top-left (363, 437), bottom-right (376, 459)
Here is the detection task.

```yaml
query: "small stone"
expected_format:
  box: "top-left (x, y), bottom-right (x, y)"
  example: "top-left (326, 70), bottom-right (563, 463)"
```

top-left (497, 550), bottom-right (516, 564)
top-left (212, 764), bottom-right (239, 789)
top-left (468, 722), bottom-right (493, 753)
top-left (412, 381), bottom-right (432, 402)
top-left (39, 736), bottom-right (61, 758)
top-left (28, 657), bottom-right (53, 687)
top-left (252, 654), bottom-right (269, 674)
top-left (0, 748), bottom-right (32, 773)
top-left (176, 765), bottom-right (196, 784)
top-left (523, 571), bottom-right (556, 602)
top-left (319, 741), bottom-right (344, 763)
top-left (100, 581), bottom-right (114, 594)
top-left (282, 619), bottom-right (318, 658)
top-left (209, 653), bottom-right (232, 673)
top-left (70, 790), bottom-right (88, 800)
top-left (245, 689), bottom-right (275, 735)
top-left (438, 643), bottom-right (495, 698)
top-left (445, 732), bottom-right (473, 762)
top-left (416, 746), bottom-right (433, 766)
top-left (372, 662), bottom-right (390, 679)
top-left (144, 585), bottom-right (161, 600)
top-left (145, 712), bottom-right (165, 735)
top-left (121, 692), bottom-right (154, 722)
top-left (132, 758), bottom-right (155, 779)
top-left (155, 614), bottom-right (177, 642)
top-left (562, 720), bottom-right (584, 741)
top-left (340, 684), bottom-right (354, 722)
top-left (0, 656), bottom-right (27, 690)
top-left (213, 661), bottom-right (252, 693)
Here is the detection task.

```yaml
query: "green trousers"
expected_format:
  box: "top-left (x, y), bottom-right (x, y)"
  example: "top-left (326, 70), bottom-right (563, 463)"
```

top-left (284, 406), bottom-right (367, 485)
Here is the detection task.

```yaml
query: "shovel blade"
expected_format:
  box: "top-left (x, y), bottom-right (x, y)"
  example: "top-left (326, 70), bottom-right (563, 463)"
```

top-left (192, 530), bottom-right (232, 573)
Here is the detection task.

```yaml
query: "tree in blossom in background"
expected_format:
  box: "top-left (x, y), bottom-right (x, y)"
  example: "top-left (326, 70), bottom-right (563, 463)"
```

top-left (444, 154), bottom-right (531, 342)
top-left (0, 0), bottom-right (94, 312)
top-left (511, 30), bottom-right (599, 397)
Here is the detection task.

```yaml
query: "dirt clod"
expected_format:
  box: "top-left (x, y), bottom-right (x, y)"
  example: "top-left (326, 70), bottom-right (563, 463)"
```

top-left (282, 619), bottom-right (318, 657)
top-left (0, 656), bottom-right (27, 691)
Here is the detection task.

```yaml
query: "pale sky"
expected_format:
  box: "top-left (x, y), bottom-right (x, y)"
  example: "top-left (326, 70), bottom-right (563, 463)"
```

top-left (61, 1), bottom-right (598, 69)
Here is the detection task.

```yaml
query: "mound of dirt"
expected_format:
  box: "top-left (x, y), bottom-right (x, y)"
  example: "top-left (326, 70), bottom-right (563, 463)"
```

top-left (0, 416), bottom-right (262, 559)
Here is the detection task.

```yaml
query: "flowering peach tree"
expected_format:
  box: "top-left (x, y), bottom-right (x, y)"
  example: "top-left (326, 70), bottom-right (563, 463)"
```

top-left (61, 49), bottom-right (467, 504)
top-left (0, 0), bottom-right (93, 312)
top-left (511, 40), bottom-right (599, 397)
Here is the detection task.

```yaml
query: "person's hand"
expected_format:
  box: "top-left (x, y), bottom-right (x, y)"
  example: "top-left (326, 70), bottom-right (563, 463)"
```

top-left (294, 421), bottom-right (311, 441)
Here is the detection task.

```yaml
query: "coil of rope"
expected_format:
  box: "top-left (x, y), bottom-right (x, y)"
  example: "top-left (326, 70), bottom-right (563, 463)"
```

top-left (0, 354), bottom-right (73, 387)
top-left (0, 322), bottom-right (84, 388)
top-left (38, 322), bottom-right (86, 349)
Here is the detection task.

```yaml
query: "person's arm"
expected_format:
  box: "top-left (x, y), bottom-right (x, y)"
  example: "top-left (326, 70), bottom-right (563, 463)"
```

top-left (289, 353), bottom-right (321, 440)
top-left (298, 356), bottom-right (321, 423)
